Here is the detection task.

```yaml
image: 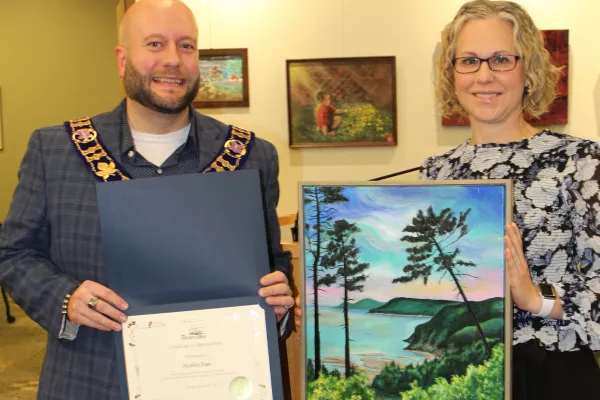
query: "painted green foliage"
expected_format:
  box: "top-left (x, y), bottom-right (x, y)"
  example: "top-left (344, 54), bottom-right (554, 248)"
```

top-left (307, 343), bottom-right (503, 400)
top-left (371, 340), bottom-right (497, 396)
top-left (292, 103), bottom-right (393, 144)
top-left (308, 371), bottom-right (376, 400)
top-left (400, 344), bottom-right (504, 400)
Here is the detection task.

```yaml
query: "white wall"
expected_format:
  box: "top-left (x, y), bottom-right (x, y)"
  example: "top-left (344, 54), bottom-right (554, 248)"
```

top-left (174, 0), bottom-right (600, 216)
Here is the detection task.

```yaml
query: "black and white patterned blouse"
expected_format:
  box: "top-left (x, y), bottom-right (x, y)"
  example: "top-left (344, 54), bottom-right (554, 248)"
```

top-left (420, 130), bottom-right (600, 352)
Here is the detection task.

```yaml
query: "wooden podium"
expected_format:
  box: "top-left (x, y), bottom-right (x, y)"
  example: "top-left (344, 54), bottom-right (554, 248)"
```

top-left (279, 240), bottom-right (302, 400)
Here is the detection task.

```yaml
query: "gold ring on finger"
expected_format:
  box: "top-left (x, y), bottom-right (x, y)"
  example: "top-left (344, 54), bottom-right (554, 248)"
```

top-left (87, 296), bottom-right (99, 311)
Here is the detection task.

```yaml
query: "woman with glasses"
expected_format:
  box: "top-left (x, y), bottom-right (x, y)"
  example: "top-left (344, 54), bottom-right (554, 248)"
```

top-left (421, 0), bottom-right (600, 398)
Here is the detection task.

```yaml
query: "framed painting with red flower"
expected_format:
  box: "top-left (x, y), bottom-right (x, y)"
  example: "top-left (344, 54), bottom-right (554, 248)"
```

top-left (442, 30), bottom-right (569, 126)
top-left (286, 57), bottom-right (397, 148)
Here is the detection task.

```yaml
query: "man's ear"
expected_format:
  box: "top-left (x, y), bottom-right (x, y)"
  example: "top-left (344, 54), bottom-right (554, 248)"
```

top-left (115, 46), bottom-right (127, 78)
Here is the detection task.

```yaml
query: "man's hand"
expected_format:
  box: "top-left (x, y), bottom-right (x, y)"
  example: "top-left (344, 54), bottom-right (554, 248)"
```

top-left (259, 271), bottom-right (293, 323)
top-left (67, 280), bottom-right (128, 331)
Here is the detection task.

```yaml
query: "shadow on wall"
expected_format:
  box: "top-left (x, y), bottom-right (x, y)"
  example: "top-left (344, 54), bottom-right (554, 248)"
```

top-left (431, 42), bottom-right (472, 148)
top-left (595, 75), bottom-right (600, 138)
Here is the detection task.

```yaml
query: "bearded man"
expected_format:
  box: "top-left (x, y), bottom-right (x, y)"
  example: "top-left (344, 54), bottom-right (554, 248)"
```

top-left (0, 1), bottom-right (295, 398)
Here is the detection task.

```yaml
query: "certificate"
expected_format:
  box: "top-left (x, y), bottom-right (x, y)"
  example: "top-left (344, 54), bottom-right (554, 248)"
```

top-left (122, 304), bottom-right (272, 400)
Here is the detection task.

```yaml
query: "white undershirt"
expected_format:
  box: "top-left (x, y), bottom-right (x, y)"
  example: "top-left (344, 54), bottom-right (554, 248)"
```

top-left (131, 124), bottom-right (191, 166)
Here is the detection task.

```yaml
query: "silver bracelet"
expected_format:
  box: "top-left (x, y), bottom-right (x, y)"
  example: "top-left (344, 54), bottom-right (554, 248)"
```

top-left (61, 286), bottom-right (78, 315)
top-left (61, 293), bottom-right (71, 315)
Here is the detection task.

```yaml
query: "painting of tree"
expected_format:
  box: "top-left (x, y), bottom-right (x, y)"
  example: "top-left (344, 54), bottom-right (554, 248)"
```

top-left (320, 219), bottom-right (371, 377)
top-left (394, 206), bottom-right (491, 357)
top-left (303, 187), bottom-right (349, 378)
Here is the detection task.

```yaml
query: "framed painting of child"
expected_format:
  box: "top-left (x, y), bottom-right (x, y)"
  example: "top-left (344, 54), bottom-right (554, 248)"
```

top-left (286, 57), bottom-right (397, 148)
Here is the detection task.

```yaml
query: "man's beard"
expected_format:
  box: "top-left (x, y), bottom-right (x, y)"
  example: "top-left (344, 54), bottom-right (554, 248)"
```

top-left (124, 63), bottom-right (200, 115)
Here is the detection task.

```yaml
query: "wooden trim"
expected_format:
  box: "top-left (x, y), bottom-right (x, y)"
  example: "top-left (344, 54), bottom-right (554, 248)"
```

top-left (281, 242), bottom-right (301, 400)
top-left (278, 214), bottom-right (297, 227)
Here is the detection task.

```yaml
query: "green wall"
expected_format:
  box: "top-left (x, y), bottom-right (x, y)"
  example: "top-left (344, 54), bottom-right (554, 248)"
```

top-left (0, 0), bottom-right (122, 219)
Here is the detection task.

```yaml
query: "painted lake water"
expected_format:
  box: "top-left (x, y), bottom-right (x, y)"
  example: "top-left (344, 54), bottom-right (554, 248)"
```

top-left (306, 306), bottom-right (432, 375)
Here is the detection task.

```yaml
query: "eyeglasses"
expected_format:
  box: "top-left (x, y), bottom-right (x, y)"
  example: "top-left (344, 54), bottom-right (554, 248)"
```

top-left (452, 55), bottom-right (521, 74)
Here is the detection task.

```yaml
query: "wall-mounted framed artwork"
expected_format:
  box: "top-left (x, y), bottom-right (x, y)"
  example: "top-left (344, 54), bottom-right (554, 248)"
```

top-left (193, 48), bottom-right (249, 109)
top-left (287, 56), bottom-right (397, 148)
top-left (300, 180), bottom-right (512, 399)
top-left (443, 30), bottom-right (569, 127)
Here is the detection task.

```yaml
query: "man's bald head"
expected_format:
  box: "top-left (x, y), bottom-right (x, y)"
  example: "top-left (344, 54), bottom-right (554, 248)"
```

top-left (115, 0), bottom-right (200, 116)
top-left (118, 0), bottom-right (198, 48)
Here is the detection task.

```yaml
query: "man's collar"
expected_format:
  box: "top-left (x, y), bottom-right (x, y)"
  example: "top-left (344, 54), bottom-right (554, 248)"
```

top-left (119, 101), bottom-right (198, 156)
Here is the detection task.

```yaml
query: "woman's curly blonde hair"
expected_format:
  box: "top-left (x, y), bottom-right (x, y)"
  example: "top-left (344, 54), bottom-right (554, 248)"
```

top-left (436, 0), bottom-right (562, 119)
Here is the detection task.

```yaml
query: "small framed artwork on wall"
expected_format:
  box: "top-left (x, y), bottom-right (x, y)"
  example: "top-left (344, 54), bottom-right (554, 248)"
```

top-left (193, 48), bottom-right (249, 108)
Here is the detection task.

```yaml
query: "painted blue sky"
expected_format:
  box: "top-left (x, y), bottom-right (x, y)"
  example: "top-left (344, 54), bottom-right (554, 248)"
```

top-left (303, 184), bottom-right (507, 305)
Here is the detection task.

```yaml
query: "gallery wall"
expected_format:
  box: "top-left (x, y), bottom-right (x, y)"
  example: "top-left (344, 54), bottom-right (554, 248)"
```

top-left (0, 0), bottom-right (122, 218)
top-left (1, 1), bottom-right (599, 221)
top-left (177, 0), bottom-right (600, 217)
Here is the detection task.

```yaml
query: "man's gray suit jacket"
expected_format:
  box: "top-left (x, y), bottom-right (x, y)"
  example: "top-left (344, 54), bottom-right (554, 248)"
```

top-left (0, 103), bottom-right (291, 399)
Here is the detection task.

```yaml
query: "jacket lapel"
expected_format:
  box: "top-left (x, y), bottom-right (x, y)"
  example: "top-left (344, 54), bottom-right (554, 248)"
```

top-left (191, 109), bottom-right (229, 172)
top-left (91, 101), bottom-right (126, 167)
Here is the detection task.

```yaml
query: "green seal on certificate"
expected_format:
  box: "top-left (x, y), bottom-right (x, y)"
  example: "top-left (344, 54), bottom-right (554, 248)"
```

top-left (229, 376), bottom-right (253, 400)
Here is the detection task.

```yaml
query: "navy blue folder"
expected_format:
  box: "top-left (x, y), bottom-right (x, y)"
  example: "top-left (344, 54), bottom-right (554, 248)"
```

top-left (96, 169), bottom-right (283, 400)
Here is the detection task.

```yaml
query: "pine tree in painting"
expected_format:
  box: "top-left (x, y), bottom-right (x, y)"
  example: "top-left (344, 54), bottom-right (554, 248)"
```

top-left (394, 206), bottom-right (491, 357)
top-left (320, 219), bottom-right (370, 377)
top-left (303, 187), bottom-right (349, 379)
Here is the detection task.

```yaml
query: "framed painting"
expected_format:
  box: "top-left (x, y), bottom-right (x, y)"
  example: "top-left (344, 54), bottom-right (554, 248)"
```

top-left (299, 180), bottom-right (512, 399)
top-left (443, 29), bottom-right (569, 126)
top-left (193, 48), bottom-right (249, 108)
top-left (287, 57), bottom-right (397, 148)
